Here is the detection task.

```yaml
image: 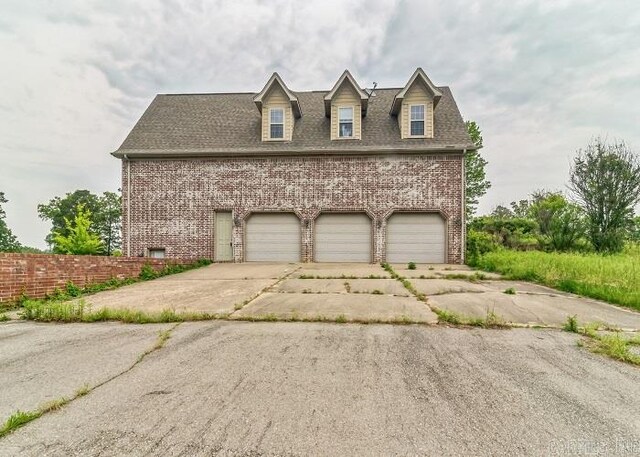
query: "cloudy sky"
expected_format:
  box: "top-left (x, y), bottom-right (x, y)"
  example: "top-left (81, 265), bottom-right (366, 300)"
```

top-left (1, 0), bottom-right (639, 248)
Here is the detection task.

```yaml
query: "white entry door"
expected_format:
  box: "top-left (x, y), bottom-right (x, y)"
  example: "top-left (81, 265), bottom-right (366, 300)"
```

top-left (215, 212), bottom-right (233, 261)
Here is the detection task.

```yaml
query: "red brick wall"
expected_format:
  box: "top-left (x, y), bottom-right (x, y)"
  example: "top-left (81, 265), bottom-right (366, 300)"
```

top-left (122, 153), bottom-right (465, 263)
top-left (0, 253), bottom-right (193, 303)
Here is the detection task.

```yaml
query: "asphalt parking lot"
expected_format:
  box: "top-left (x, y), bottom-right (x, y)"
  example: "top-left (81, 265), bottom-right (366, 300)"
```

top-left (2, 262), bottom-right (640, 455)
top-left (1, 320), bottom-right (639, 456)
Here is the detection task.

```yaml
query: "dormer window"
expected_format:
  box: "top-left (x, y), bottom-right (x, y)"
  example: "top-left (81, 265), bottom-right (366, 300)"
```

top-left (269, 108), bottom-right (284, 139)
top-left (390, 68), bottom-right (443, 139)
top-left (254, 73), bottom-right (301, 142)
top-left (410, 105), bottom-right (425, 136)
top-left (338, 107), bottom-right (354, 138)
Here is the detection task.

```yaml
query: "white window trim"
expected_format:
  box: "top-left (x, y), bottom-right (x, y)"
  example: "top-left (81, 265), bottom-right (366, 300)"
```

top-left (337, 105), bottom-right (355, 139)
top-left (148, 248), bottom-right (166, 259)
top-left (409, 104), bottom-right (426, 138)
top-left (268, 107), bottom-right (285, 141)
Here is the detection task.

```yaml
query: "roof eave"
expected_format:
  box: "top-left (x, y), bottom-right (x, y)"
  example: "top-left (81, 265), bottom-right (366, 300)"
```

top-left (111, 145), bottom-right (475, 159)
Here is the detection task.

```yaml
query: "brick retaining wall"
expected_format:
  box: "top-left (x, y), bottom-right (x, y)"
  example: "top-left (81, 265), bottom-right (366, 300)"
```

top-left (0, 253), bottom-right (194, 304)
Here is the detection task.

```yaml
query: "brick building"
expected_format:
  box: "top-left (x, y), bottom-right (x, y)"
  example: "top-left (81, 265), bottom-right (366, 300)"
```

top-left (112, 68), bottom-right (476, 263)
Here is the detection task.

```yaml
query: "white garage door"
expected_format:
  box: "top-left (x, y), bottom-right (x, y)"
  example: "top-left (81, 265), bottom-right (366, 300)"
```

top-left (386, 213), bottom-right (446, 263)
top-left (315, 213), bottom-right (371, 262)
top-left (245, 213), bottom-right (301, 262)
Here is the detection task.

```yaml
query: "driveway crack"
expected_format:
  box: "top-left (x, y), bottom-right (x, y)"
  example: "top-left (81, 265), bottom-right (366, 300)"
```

top-left (0, 323), bottom-right (181, 441)
top-left (229, 265), bottom-right (301, 316)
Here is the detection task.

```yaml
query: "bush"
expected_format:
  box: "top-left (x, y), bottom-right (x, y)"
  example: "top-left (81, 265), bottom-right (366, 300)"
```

top-left (139, 263), bottom-right (159, 280)
top-left (468, 216), bottom-right (538, 250)
top-left (407, 262), bottom-right (416, 270)
top-left (466, 229), bottom-right (499, 265)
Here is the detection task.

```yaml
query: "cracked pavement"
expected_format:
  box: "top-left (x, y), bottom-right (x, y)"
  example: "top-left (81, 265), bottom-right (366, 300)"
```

top-left (50, 262), bottom-right (640, 330)
top-left (1, 321), bottom-right (639, 456)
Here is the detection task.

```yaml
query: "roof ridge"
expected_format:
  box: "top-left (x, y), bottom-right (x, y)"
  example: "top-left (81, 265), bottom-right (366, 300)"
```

top-left (157, 86), bottom-right (450, 97)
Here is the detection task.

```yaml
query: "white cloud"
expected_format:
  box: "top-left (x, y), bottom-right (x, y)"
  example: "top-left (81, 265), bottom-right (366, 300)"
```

top-left (0, 0), bottom-right (638, 247)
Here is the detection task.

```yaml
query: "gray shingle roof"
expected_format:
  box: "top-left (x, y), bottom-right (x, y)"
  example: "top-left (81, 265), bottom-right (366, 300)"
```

top-left (113, 87), bottom-right (475, 158)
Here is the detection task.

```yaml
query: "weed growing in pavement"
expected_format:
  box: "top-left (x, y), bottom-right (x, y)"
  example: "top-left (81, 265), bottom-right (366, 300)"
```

top-left (407, 262), bottom-right (416, 270)
top-left (371, 289), bottom-right (384, 295)
top-left (563, 315), bottom-right (579, 333)
top-left (433, 308), bottom-right (463, 325)
top-left (592, 334), bottom-right (640, 365)
top-left (343, 282), bottom-right (351, 293)
top-left (503, 287), bottom-right (516, 295)
top-left (20, 300), bottom-right (223, 324)
top-left (563, 315), bottom-right (640, 367)
top-left (75, 384), bottom-right (90, 397)
top-left (0, 410), bottom-right (42, 438)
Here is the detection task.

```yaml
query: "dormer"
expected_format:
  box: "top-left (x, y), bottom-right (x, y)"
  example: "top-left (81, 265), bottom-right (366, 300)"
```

top-left (324, 70), bottom-right (369, 140)
top-left (390, 68), bottom-right (442, 139)
top-left (254, 73), bottom-right (301, 142)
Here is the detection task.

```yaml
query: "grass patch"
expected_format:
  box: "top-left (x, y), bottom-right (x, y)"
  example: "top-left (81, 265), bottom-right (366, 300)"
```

top-left (20, 300), bottom-right (224, 324)
top-left (154, 328), bottom-right (174, 350)
top-left (335, 314), bottom-right (347, 323)
top-left (439, 272), bottom-right (487, 282)
top-left (0, 410), bottom-right (42, 438)
top-left (382, 263), bottom-right (427, 302)
top-left (74, 384), bottom-right (90, 397)
top-left (563, 315), bottom-right (579, 333)
top-left (473, 248), bottom-right (640, 310)
top-left (434, 308), bottom-right (463, 325)
top-left (433, 307), bottom-right (508, 328)
top-left (503, 287), bottom-right (516, 295)
top-left (407, 262), bottom-right (416, 270)
top-left (563, 315), bottom-right (640, 367)
top-left (0, 313), bottom-right (9, 322)
top-left (592, 334), bottom-right (640, 365)
top-left (39, 397), bottom-right (69, 413)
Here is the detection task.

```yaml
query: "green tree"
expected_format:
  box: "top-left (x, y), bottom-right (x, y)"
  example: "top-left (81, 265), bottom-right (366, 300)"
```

top-left (52, 204), bottom-right (104, 255)
top-left (465, 121), bottom-right (491, 219)
top-left (629, 216), bottom-right (640, 242)
top-left (92, 191), bottom-right (122, 256)
top-left (0, 192), bottom-right (21, 252)
top-left (527, 192), bottom-right (585, 251)
top-left (38, 190), bottom-right (121, 254)
top-left (569, 138), bottom-right (640, 253)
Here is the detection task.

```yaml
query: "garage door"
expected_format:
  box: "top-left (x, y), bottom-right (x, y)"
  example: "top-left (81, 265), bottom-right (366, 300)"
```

top-left (386, 213), bottom-right (446, 263)
top-left (245, 213), bottom-right (301, 262)
top-left (315, 213), bottom-right (371, 262)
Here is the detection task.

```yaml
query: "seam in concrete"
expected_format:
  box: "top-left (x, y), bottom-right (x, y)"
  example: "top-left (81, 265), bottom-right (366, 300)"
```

top-left (229, 267), bottom-right (301, 315)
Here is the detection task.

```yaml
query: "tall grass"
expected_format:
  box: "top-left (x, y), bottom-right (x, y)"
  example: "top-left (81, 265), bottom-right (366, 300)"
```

top-left (21, 300), bottom-right (224, 323)
top-left (473, 245), bottom-right (640, 310)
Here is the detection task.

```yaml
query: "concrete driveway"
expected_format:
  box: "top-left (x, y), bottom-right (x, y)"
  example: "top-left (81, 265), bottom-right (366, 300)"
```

top-left (68, 261), bottom-right (640, 330)
top-left (1, 321), bottom-right (639, 456)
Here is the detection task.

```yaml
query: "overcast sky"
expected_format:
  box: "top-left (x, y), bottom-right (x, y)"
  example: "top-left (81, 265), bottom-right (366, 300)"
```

top-left (1, 0), bottom-right (639, 249)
